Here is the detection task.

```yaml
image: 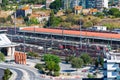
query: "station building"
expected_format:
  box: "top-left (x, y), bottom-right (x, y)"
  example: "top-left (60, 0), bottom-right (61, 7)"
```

top-left (18, 27), bottom-right (120, 50)
top-left (0, 34), bottom-right (17, 60)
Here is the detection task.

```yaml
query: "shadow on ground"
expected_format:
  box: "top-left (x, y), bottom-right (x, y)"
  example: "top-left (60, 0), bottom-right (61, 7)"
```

top-left (62, 70), bottom-right (76, 72)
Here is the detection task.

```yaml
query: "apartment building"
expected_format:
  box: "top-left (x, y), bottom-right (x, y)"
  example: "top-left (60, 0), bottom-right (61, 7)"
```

top-left (62, 0), bottom-right (70, 9)
top-left (109, 0), bottom-right (120, 6)
top-left (96, 0), bottom-right (108, 9)
top-left (104, 51), bottom-right (120, 80)
top-left (86, 0), bottom-right (96, 8)
top-left (85, 0), bottom-right (108, 9)
top-left (62, 0), bottom-right (108, 9)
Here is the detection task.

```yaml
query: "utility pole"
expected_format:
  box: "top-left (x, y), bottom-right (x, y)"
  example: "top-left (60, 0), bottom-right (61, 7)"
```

top-left (51, 33), bottom-right (53, 49)
top-left (79, 16), bottom-right (82, 49)
top-left (23, 32), bottom-right (25, 54)
top-left (14, 12), bottom-right (16, 35)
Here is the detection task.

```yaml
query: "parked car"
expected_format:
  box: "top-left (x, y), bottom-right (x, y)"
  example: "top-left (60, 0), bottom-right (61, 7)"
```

top-left (82, 69), bottom-right (87, 72)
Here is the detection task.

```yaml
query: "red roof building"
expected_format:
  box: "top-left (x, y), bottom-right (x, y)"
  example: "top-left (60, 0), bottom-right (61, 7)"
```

top-left (21, 27), bottom-right (120, 40)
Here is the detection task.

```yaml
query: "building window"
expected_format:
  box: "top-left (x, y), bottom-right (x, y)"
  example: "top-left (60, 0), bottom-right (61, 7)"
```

top-left (112, 63), bottom-right (118, 68)
top-left (112, 72), bottom-right (117, 76)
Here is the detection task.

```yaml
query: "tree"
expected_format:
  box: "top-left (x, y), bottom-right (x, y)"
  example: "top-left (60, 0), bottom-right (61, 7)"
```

top-left (54, 71), bottom-right (60, 76)
top-left (94, 56), bottom-right (104, 68)
top-left (47, 10), bottom-right (55, 27)
top-left (108, 8), bottom-right (119, 15)
top-left (95, 58), bottom-right (99, 68)
top-left (6, 15), bottom-right (13, 23)
top-left (27, 52), bottom-right (39, 58)
top-left (114, 11), bottom-right (120, 17)
top-left (99, 56), bottom-right (104, 67)
top-left (91, 17), bottom-right (101, 26)
top-left (94, 12), bottom-right (104, 18)
top-left (0, 53), bottom-right (5, 62)
top-left (54, 64), bottom-right (60, 72)
top-left (60, 22), bottom-right (71, 28)
top-left (3, 69), bottom-right (12, 80)
top-left (43, 54), bottom-right (61, 76)
top-left (27, 52), bottom-right (34, 57)
top-left (103, 8), bottom-right (109, 16)
top-left (80, 53), bottom-right (91, 65)
top-left (46, 61), bottom-right (55, 71)
top-left (71, 57), bottom-right (83, 70)
top-left (24, 16), bottom-right (29, 22)
top-left (29, 17), bottom-right (39, 25)
top-left (83, 21), bottom-right (93, 28)
top-left (65, 56), bottom-right (74, 63)
top-left (35, 63), bottom-right (43, 70)
top-left (49, 0), bottom-right (62, 13)
top-left (65, 9), bottom-right (73, 14)
top-left (33, 53), bottom-right (39, 58)
top-left (65, 57), bottom-right (70, 63)
top-left (43, 54), bottom-right (61, 64)
top-left (0, 18), bottom-right (6, 23)
top-left (87, 73), bottom-right (95, 78)
top-left (1, 0), bottom-right (8, 7)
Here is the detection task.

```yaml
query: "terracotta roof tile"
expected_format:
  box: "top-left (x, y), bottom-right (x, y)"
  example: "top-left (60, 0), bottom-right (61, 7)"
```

top-left (74, 6), bottom-right (82, 10)
top-left (22, 27), bottom-right (120, 39)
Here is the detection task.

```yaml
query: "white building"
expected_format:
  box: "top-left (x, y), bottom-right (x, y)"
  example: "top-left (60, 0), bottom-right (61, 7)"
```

top-left (104, 51), bottom-right (120, 80)
top-left (46, 0), bottom-right (55, 9)
top-left (0, 34), bottom-right (18, 60)
top-left (96, 0), bottom-right (108, 9)
top-left (103, 0), bottom-right (108, 8)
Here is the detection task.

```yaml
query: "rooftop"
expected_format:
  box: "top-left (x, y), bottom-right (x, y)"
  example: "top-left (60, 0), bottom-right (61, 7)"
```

top-left (74, 6), bottom-right (82, 10)
top-left (0, 34), bottom-right (18, 47)
top-left (21, 27), bottom-right (120, 40)
top-left (18, 5), bottom-right (30, 10)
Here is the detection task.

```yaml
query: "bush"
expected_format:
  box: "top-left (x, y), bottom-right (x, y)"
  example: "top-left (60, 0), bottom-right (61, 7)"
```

top-left (87, 73), bottom-right (95, 78)
top-left (3, 68), bottom-right (12, 80)
top-left (0, 52), bottom-right (5, 62)
top-left (35, 63), bottom-right (43, 70)
top-left (53, 71), bottom-right (60, 76)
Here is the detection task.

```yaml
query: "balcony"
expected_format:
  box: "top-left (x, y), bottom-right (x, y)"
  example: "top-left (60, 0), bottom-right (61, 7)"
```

top-left (116, 76), bottom-right (120, 80)
top-left (116, 68), bottom-right (120, 72)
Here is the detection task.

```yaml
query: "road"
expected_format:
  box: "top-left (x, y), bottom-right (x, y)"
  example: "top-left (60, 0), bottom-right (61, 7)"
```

top-left (10, 68), bottom-right (23, 80)
top-left (0, 63), bottom-right (51, 80)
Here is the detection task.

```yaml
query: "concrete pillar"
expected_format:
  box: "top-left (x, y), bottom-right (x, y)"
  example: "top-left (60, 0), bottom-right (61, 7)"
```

top-left (7, 47), bottom-right (11, 56)
top-left (7, 47), bottom-right (15, 59)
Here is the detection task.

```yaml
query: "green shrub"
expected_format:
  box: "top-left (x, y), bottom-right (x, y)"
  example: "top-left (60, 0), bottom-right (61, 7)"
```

top-left (53, 71), bottom-right (60, 76)
top-left (35, 63), bottom-right (43, 70)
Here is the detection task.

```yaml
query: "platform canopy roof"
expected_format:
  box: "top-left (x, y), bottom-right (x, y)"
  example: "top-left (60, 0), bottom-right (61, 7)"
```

top-left (0, 34), bottom-right (18, 47)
